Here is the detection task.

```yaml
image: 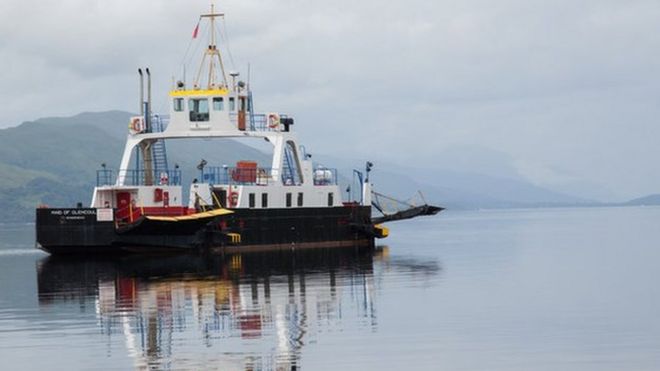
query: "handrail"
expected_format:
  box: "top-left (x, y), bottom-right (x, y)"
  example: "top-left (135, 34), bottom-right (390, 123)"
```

top-left (229, 113), bottom-right (292, 132)
top-left (202, 166), bottom-right (273, 186)
top-left (97, 168), bottom-right (182, 186)
top-left (99, 166), bottom-right (337, 187)
top-left (201, 166), bottom-right (338, 186)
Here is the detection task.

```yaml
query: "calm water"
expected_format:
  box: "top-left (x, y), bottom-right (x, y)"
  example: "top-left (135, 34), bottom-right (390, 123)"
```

top-left (1, 207), bottom-right (660, 370)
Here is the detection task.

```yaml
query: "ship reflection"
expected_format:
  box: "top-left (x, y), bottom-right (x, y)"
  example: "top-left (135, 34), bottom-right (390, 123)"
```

top-left (36, 247), bottom-right (440, 370)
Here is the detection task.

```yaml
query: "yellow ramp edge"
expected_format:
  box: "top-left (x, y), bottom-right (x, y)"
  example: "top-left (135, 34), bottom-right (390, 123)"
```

top-left (374, 224), bottom-right (389, 238)
top-left (145, 208), bottom-right (234, 222)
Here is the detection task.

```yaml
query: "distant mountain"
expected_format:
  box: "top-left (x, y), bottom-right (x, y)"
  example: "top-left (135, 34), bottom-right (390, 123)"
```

top-left (398, 144), bottom-right (619, 202)
top-left (622, 194), bottom-right (660, 206)
top-left (0, 111), bottom-right (605, 222)
top-left (313, 153), bottom-right (593, 210)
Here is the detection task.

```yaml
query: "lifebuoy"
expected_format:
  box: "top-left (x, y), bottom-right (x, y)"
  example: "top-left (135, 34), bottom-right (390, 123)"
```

top-left (159, 172), bottom-right (169, 185)
top-left (228, 191), bottom-right (239, 208)
top-left (129, 117), bottom-right (145, 134)
top-left (268, 113), bottom-right (280, 129)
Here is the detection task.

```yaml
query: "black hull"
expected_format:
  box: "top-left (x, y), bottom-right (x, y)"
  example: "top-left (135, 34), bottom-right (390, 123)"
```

top-left (36, 206), bottom-right (376, 255)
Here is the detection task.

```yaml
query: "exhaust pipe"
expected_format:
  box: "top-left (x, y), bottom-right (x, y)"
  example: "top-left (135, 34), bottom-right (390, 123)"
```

top-left (138, 68), bottom-right (144, 117)
top-left (146, 68), bottom-right (151, 132)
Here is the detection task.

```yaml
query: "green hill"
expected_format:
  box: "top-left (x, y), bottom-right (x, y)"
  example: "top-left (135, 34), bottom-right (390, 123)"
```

top-left (0, 114), bottom-right (130, 221)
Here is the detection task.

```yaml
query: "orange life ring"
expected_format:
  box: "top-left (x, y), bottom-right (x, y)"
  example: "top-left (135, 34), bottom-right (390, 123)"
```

top-left (268, 113), bottom-right (280, 129)
top-left (228, 191), bottom-right (239, 208)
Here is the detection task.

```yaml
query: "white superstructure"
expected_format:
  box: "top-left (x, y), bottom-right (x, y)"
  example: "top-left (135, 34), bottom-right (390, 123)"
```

top-left (89, 5), bottom-right (362, 220)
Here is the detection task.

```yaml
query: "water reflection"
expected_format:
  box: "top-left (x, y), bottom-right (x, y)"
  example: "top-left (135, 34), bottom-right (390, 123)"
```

top-left (36, 247), bottom-right (440, 370)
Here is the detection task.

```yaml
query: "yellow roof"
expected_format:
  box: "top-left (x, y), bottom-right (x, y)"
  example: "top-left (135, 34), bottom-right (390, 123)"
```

top-left (169, 88), bottom-right (229, 97)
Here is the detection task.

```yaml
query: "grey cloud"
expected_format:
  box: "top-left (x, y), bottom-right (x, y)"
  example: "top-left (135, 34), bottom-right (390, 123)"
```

top-left (1, 0), bottom-right (659, 200)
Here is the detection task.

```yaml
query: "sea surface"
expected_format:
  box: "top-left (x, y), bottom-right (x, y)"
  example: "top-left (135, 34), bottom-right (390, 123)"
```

top-left (1, 207), bottom-right (660, 370)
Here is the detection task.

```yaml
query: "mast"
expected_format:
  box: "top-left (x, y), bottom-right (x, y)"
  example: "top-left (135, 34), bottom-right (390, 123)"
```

top-left (194, 4), bottom-right (228, 89)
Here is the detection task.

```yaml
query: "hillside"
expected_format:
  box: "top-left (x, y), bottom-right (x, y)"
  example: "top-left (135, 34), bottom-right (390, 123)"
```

top-left (0, 111), bottom-right (602, 222)
top-left (313, 153), bottom-right (592, 210)
top-left (623, 194), bottom-right (660, 206)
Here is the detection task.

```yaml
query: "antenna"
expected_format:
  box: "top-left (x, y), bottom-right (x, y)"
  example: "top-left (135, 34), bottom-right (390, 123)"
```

top-left (247, 63), bottom-right (251, 91)
top-left (146, 68), bottom-right (152, 132)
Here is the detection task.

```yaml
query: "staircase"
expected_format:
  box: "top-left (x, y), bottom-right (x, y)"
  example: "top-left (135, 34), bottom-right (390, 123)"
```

top-left (150, 115), bottom-right (169, 177)
top-left (282, 146), bottom-right (296, 184)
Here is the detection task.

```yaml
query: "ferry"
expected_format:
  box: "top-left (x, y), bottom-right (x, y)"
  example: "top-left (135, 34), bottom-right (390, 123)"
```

top-left (35, 6), bottom-right (442, 254)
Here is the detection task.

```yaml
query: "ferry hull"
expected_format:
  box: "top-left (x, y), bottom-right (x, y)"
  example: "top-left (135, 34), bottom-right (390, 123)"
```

top-left (36, 206), bottom-right (375, 255)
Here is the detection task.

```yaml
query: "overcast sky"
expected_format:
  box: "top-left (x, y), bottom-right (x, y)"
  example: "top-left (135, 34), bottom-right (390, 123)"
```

top-left (1, 0), bottom-right (659, 200)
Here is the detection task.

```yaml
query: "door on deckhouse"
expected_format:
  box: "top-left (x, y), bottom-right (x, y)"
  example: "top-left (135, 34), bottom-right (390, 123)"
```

top-left (238, 96), bottom-right (247, 131)
top-left (116, 192), bottom-right (132, 221)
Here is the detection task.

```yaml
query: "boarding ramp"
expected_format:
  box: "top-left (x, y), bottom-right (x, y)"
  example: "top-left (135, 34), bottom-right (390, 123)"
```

top-left (371, 191), bottom-right (443, 224)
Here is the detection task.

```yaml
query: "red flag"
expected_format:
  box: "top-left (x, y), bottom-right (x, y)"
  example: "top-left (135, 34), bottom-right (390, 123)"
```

top-left (192, 22), bottom-right (200, 39)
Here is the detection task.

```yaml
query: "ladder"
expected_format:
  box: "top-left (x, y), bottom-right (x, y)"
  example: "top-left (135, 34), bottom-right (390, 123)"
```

top-left (282, 148), bottom-right (294, 184)
top-left (150, 115), bottom-right (169, 178)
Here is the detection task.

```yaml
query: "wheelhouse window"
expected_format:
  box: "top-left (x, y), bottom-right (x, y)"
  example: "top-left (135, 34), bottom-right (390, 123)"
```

top-left (189, 98), bottom-right (209, 122)
top-left (328, 192), bottom-right (334, 207)
top-left (213, 97), bottom-right (224, 111)
top-left (286, 193), bottom-right (292, 207)
top-left (173, 98), bottom-right (184, 112)
top-left (249, 193), bottom-right (255, 208)
top-left (262, 193), bottom-right (268, 208)
top-left (297, 192), bottom-right (303, 207)
top-left (229, 97), bottom-right (236, 111)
